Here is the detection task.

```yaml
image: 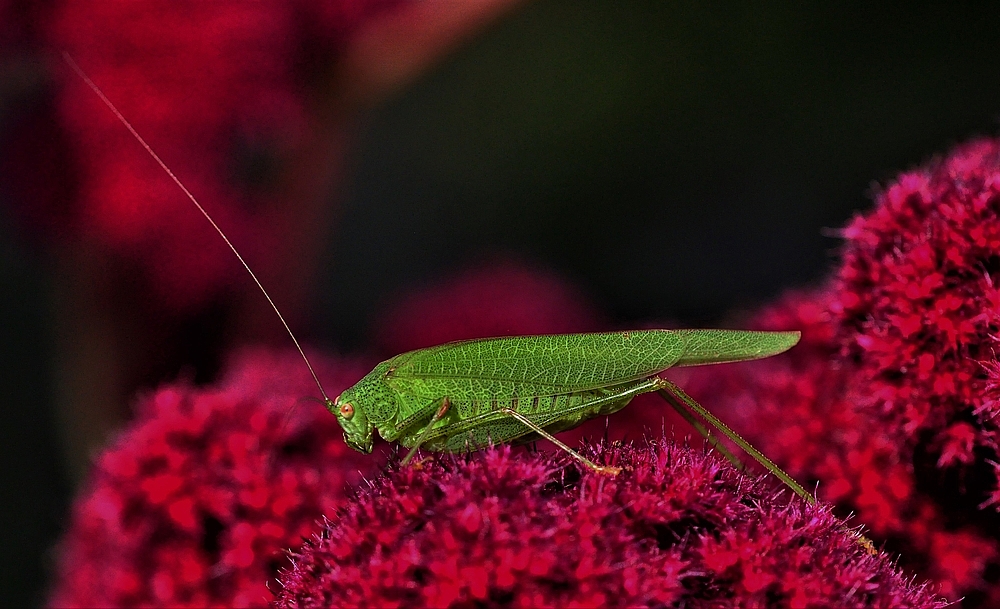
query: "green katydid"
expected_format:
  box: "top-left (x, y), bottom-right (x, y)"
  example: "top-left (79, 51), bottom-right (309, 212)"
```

top-left (68, 54), bottom-right (813, 504)
top-left (332, 330), bottom-right (809, 497)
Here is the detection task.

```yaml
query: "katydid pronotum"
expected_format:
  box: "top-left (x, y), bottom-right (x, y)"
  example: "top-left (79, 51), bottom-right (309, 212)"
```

top-left (67, 54), bottom-right (813, 505)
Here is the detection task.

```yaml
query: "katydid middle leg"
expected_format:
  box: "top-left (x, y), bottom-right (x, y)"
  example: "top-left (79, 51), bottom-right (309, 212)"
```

top-left (498, 407), bottom-right (622, 475)
top-left (413, 377), bottom-right (667, 474)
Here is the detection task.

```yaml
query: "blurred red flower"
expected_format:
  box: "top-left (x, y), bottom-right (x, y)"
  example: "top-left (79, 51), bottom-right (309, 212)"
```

top-left (41, 0), bottom-right (403, 313)
top-left (374, 259), bottom-right (602, 354)
top-left (11, 0), bottom-right (524, 495)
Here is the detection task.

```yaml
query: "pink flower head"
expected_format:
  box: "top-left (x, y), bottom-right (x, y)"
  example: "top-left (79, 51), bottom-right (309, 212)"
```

top-left (829, 138), bottom-right (1000, 602)
top-left (275, 441), bottom-right (944, 608)
top-left (49, 350), bottom-right (384, 608)
top-left (665, 139), bottom-right (1000, 604)
top-left (674, 289), bottom-right (1000, 603)
top-left (835, 139), bottom-right (1000, 468)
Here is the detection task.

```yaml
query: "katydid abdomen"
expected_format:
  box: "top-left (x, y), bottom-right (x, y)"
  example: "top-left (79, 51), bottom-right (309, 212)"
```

top-left (402, 382), bottom-right (641, 453)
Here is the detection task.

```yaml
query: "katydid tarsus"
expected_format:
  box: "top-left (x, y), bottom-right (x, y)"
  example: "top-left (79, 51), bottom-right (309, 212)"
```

top-left (67, 54), bottom-right (814, 504)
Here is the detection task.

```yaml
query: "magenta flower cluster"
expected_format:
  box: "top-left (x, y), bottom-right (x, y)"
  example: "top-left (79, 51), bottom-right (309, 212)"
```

top-left (671, 139), bottom-right (1000, 604)
top-left (48, 351), bottom-right (383, 607)
top-left (275, 443), bottom-right (942, 608)
top-left (836, 139), bottom-right (1000, 468)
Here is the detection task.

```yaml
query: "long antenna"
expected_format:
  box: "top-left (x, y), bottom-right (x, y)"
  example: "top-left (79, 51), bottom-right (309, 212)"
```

top-left (63, 52), bottom-right (332, 404)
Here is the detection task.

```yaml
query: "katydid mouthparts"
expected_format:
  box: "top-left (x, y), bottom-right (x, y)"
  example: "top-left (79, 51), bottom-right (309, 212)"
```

top-left (67, 53), bottom-right (813, 504)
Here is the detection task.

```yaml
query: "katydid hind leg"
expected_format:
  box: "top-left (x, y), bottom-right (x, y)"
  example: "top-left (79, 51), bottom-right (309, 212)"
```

top-left (653, 383), bottom-right (746, 471)
top-left (658, 380), bottom-right (880, 552)
top-left (655, 380), bottom-right (814, 504)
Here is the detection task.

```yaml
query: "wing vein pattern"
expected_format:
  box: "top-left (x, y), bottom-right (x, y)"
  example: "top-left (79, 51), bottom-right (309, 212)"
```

top-left (386, 331), bottom-right (685, 401)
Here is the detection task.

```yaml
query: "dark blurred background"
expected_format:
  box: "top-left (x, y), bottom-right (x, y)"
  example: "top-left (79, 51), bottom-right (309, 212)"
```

top-left (3, 1), bottom-right (1000, 605)
top-left (317, 2), bottom-right (1000, 345)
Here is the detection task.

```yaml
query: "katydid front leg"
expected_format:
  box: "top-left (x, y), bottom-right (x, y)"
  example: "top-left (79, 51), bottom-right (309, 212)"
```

top-left (401, 397), bottom-right (451, 466)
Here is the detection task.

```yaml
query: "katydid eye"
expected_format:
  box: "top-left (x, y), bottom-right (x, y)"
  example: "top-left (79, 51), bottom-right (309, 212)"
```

top-left (339, 402), bottom-right (355, 419)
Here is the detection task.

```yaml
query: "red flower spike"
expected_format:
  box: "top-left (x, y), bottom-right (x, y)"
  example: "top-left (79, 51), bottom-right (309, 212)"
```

top-left (831, 138), bottom-right (1000, 604)
top-left (274, 441), bottom-right (944, 608)
top-left (48, 350), bottom-right (384, 608)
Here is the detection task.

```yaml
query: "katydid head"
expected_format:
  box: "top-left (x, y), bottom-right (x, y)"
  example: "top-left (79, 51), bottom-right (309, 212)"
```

top-left (329, 391), bottom-right (374, 453)
top-left (329, 361), bottom-right (400, 454)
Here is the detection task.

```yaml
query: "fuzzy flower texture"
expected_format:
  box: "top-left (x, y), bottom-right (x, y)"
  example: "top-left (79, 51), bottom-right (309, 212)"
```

top-left (48, 351), bottom-right (384, 608)
top-left (276, 443), bottom-right (941, 609)
top-left (673, 139), bottom-right (1000, 605)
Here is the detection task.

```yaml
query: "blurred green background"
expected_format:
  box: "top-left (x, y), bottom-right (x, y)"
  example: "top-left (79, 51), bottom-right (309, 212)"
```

top-left (3, 1), bottom-right (1000, 605)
